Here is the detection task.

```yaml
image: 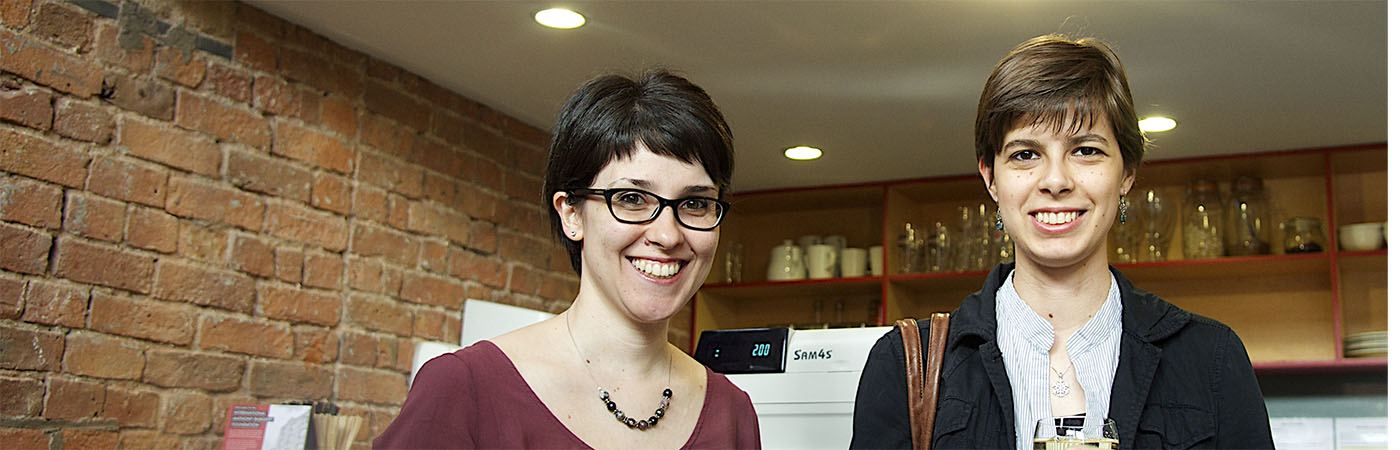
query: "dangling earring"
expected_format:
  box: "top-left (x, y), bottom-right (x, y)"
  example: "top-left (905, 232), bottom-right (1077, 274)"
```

top-left (1118, 195), bottom-right (1128, 224)
top-left (994, 209), bottom-right (1004, 231)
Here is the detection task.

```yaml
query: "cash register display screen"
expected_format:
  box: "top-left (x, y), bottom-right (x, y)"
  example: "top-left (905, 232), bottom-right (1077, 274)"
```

top-left (694, 328), bottom-right (788, 374)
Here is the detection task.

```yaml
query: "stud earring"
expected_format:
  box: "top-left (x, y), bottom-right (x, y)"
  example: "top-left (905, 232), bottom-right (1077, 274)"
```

top-left (994, 209), bottom-right (1004, 231)
top-left (569, 231), bottom-right (577, 237)
top-left (1118, 195), bottom-right (1128, 224)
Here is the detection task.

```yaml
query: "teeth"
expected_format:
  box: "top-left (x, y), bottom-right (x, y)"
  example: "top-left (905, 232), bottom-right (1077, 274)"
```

top-left (1034, 211), bottom-right (1080, 225)
top-left (630, 258), bottom-right (681, 278)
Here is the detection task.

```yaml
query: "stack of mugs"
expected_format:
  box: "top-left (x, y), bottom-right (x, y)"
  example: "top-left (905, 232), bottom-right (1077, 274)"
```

top-left (766, 235), bottom-right (882, 281)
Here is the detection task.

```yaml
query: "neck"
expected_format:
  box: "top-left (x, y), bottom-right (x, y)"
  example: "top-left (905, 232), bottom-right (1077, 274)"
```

top-left (562, 290), bottom-right (674, 383)
top-left (1011, 250), bottom-right (1114, 332)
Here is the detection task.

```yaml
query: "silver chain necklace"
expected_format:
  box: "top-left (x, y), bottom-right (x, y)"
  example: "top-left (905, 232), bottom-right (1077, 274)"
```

top-left (565, 311), bottom-right (673, 430)
top-left (1050, 363), bottom-right (1071, 398)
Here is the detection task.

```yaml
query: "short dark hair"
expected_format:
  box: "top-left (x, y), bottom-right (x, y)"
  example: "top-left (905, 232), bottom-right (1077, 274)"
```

top-left (975, 35), bottom-right (1145, 178)
top-left (542, 69), bottom-right (735, 273)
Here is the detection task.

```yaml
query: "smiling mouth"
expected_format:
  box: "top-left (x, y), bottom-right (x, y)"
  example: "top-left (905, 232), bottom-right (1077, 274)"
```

top-left (629, 257), bottom-right (684, 279)
top-left (1034, 210), bottom-right (1084, 225)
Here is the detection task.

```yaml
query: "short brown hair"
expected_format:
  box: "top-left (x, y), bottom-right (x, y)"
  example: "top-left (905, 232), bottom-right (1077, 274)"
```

top-left (975, 35), bottom-right (1145, 177)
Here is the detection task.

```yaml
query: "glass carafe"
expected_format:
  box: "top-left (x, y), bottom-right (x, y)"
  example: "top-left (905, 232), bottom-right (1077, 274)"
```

top-left (1224, 176), bottom-right (1272, 256)
top-left (1139, 188), bottom-right (1175, 262)
top-left (1182, 179), bottom-right (1225, 259)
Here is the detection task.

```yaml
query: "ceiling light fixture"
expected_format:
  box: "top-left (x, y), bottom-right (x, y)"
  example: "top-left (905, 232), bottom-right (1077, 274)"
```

top-left (534, 8), bottom-right (586, 29)
top-left (1139, 116), bottom-right (1177, 132)
top-left (784, 146), bottom-right (822, 161)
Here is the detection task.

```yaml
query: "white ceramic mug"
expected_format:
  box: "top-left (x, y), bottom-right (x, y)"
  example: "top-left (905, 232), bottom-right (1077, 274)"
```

top-left (767, 240), bottom-right (806, 281)
top-left (806, 244), bottom-right (837, 279)
top-left (868, 245), bottom-right (884, 276)
top-left (840, 247), bottom-right (868, 277)
top-left (797, 234), bottom-right (822, 251)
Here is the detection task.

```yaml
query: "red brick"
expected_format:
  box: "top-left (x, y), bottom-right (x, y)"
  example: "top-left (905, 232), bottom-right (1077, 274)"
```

top-left (54, 237), bottom-right (154, 293)
top-left (345, 293), bottom-right (412, 336)
top-left (206, 63), bottom-right (252, 105)
top-left (0, 375), bottom-right (44, 416)
top-left (296, 88), bottom-right (322, 124)
top-left (292, 325), bottom-right (337, 364)
top-left (252, 75), bottom-right (298, 116)
top-left (259, 283), bottom-right (340, 326)
top-left (126, 206), bottom-right (177, 253)
top-left (421, 172), bottom-right (455, 207)
top-left (63, 429), bottom-right (118, 449)
top-left (273, 121), bottom-right (353, 174)
top-left (407, 136), bottom-right (462, 177)
top-left (102, 71), bottom-right (175, 120)
top-left (346, 256), bottom-right (384, 294)
top-left (0, 324), bottom-right (62, 370)
top-left (509, 265), bottom-right (543, 296)
top-left (463, 121), bottom-right (510, 165)
top-left (547, 245), bottom-right (574, 274)
top-left (311, 171), bottom-right (350, 214)
top-left (285, 26), bottom-right (361, 67)
top-left (93, 22), bottom-right (154, 73)
top-left (229, 234), bottom-right (274, 277)
top-left (155, 47), bottom-right (207, 88)
top-left (337, 367), bottom-right (406, 406)
top-left (274, 246), bottom-right (302, 283)
top-left (380, 335), bottom-right (414, 371)
top-left (143, 349), bottom-right (243, 392)
top-left (0, 428), bottom-right (48, 450)
top-left (419, 240), bottom-right (448, 274)
top-left (89, 292), bottom-right (194, 345)
top-left (0, 174), bottom-right (62, 229)
top-left (165, 176), bottom-right (265, 231)
top-left (227, 150), bottom-right (311, 201)
top-left (360, 113), bottom-right (409, 156)
top-left (199, 315), bottom-right (293, 359)
top-left (412, 308), bottom-right (448, 340)
top-left (499, 231), bottom-right (549, 269)
top-left (366, 59), bottom-right (400, 82)
top-left (352, 185), bottom-right (387, 221)
top-left (320, 95), bottom-right (356, 137)
top-left (44, 377), bottom-right (103, 420)
top-left (164, 392), bottom-right (211, 434)
top-left (0, 87), bottom-right (52, 131)
top-left (20, 279), bottom-right (87, 328)
top-left (474, 158), bottom-right (504, 192)
top-left (266, 202), bottom-right (348, 251)
top-left (365, 82), bottom-right (428, 131)
top-left (88, 157), bottom-right (165, 208)
top-left (279, 47), bottom-right (360, 98)
top-left (154, 259), bottom-right (256, 313)
top-left (0, 276), bottom-right (20, 319)
top-left (53, 97), bottom-right (114, 143)
top-left (399, 272), bottom-right (463, 308)
top-left (0, 128), bottom-right (90, 187)
top-left (64, 192), bottom-right (126, 242)
top-left (65, 332), bottom-right (144, 380)
top-left (350, 223), bottom-right (415, 266)
top-left (468, 219), bottom-right (498, 254)
top-left (504, 171), bottom-right (538, 202)
top-left (338, 330), bottom-right (377, 367)
top-left (117, 430), bottom-right (180, 450)
top-left (0, 28), bottom-right (101, 97)
top-left (408, 202), bottom-right (471, 246)
top-left (175, 92), bottom-right (272, 150)
top-left (103, 387), bottom-right (159, 428)
top-left (233, 30), bottom-right (277, 73)
top-left (515, 142), bottom-right (548, 174)
top-left (249, 359), bottom-right (332, 398)
top-left (120, 118), bottom-right (221, 177)
top-left (0, 0), bottom-right (33, 28)
top-left (358, 151), bottom-right (422, 199)
top-left (32, 2), bottom-right (90, 49)
top-left (449, 248), bottom-right (506, 289)
top-left (303, 252), bottom-right (341, 290)
top-left (176, 219), bottom-right (229, 263)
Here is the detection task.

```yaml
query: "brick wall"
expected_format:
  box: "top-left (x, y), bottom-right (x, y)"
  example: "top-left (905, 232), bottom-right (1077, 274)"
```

top-left (0, 1), bottom-right (698, 448)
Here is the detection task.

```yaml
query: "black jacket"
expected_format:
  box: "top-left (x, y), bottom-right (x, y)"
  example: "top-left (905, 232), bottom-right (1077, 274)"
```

top-left (851, 264), bottom-right (1274, 449)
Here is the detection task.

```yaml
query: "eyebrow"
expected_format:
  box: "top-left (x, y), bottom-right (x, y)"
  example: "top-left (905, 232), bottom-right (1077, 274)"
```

top-left (611, 178), bottom-right (718, 195)
top-left (1001, 133), bottom-right (1109, 152)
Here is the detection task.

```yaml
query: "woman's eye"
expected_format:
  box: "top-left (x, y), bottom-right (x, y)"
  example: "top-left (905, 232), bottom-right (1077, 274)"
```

top-left (1073, 146), bottom-right (1107, 156)
top-left (680, 199), bottom-right (712, 214)
top-left (1009, 150), bottom-right (1037, 161)
top-left (615, 192), bottom-right (647, 206)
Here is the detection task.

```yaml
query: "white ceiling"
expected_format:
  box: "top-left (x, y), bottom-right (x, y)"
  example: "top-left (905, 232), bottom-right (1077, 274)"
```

top-left (245, 1), bottom-right (1386, 193)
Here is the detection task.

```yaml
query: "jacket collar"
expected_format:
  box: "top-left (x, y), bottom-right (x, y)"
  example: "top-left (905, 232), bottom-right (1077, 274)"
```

top-left (949, 264), bottom-right (1192, 346)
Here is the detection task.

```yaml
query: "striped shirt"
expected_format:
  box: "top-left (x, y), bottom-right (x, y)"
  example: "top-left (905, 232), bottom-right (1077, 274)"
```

top-left (995, 270), bottom-right (1122, 450)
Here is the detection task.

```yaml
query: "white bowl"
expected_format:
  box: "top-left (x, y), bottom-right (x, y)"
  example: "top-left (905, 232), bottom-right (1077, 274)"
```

top-left (1339, 222), bottom-right (1385, 251)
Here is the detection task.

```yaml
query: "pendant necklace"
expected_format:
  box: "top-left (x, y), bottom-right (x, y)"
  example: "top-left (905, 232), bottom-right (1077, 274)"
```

top-left (566, 311), bottom-right (672, 430)
top-left (1050, 363), bottom-right (1071, 398)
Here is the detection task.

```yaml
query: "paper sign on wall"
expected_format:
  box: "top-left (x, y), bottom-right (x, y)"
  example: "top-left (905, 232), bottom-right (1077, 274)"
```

top-left (221, 404), bottom-right (312, 450)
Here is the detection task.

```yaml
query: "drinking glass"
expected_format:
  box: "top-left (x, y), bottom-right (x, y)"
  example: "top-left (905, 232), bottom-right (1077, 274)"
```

top-left (1138, 188), bottom-right (1175, 262)
top-left (1033, 416), bottom-right (1119, 450)
top-left (723, 242), bottom-right (743, 283)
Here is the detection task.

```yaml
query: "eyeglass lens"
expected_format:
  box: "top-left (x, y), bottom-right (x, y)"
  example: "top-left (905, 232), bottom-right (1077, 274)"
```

top-left (607, 189), bottom-right (724, 229)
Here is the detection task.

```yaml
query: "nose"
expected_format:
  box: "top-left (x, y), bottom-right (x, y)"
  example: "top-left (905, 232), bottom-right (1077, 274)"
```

top-left (643, 205), bottom-right (685, 249)
top-left (1038, 156), bottom-right (1074, 197)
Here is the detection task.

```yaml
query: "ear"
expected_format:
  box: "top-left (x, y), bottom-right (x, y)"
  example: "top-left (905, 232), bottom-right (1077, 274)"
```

top-left (978, 160), bottom-right (999, 203)
top-left (1119, 169), bottom-right (1136, 197)
top-left (553, 191), bottom-right (583, 241)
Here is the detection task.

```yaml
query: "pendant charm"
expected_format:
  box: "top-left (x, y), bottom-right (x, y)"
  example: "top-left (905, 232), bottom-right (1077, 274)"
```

top-left (1051, 379), bottom-right (1070, 398)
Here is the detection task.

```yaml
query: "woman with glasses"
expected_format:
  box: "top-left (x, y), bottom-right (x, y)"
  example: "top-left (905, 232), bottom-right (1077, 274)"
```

top-left (850, 35), bottom-right (1273, 449)
top-left (374, 69), bottom-right (759, 449)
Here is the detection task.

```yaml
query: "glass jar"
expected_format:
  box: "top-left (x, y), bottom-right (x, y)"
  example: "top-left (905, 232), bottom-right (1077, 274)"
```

top-left (897, 222), bottom-right (922, 274)
top-left (1138, 188), bottom-right (1175, 262)
top-left (1182, 179), bottom-right (1226, 259)
top-left (926, 221), bottom-right (950, 272)
top-left (1281, 217), bottom-right (1326, 254)
top-left (1224, 176), bottom-right (1273, 256)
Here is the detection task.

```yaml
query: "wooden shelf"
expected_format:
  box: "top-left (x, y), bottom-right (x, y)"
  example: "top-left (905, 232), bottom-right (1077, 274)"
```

top-left (1254, 357), bottom-right (1387, 375)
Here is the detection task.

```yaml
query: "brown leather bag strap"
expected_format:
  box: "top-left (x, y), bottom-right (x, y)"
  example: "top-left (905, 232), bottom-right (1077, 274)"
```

top-left (916, 312), bottom-right (951, 449)
top-left (894, 318), bottom-right (925, 449)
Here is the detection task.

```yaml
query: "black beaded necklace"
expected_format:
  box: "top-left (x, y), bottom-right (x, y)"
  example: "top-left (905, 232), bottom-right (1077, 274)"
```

top-left (566, 312), bottom-right (673, 431)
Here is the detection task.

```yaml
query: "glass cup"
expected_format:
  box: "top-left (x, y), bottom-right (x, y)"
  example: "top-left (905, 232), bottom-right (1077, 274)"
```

top-left (1033, 416), bottom-right (1119, 450)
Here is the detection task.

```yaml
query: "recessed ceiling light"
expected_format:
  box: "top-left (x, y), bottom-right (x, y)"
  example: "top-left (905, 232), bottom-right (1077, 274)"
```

top-left (784, 146), bottom-right (822, 161)
top-left (535, 8), bottom-right (585, 29)
top-left (1139, 116), bottom-right (1177, 132)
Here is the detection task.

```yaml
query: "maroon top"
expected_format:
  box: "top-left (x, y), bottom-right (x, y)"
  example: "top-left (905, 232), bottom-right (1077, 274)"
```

top-left (374, 341), bottom-right (761, 449)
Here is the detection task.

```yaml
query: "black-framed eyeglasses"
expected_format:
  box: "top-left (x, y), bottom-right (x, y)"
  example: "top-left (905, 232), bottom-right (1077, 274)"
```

top-left (568, 188), bottom-right (729, 231)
